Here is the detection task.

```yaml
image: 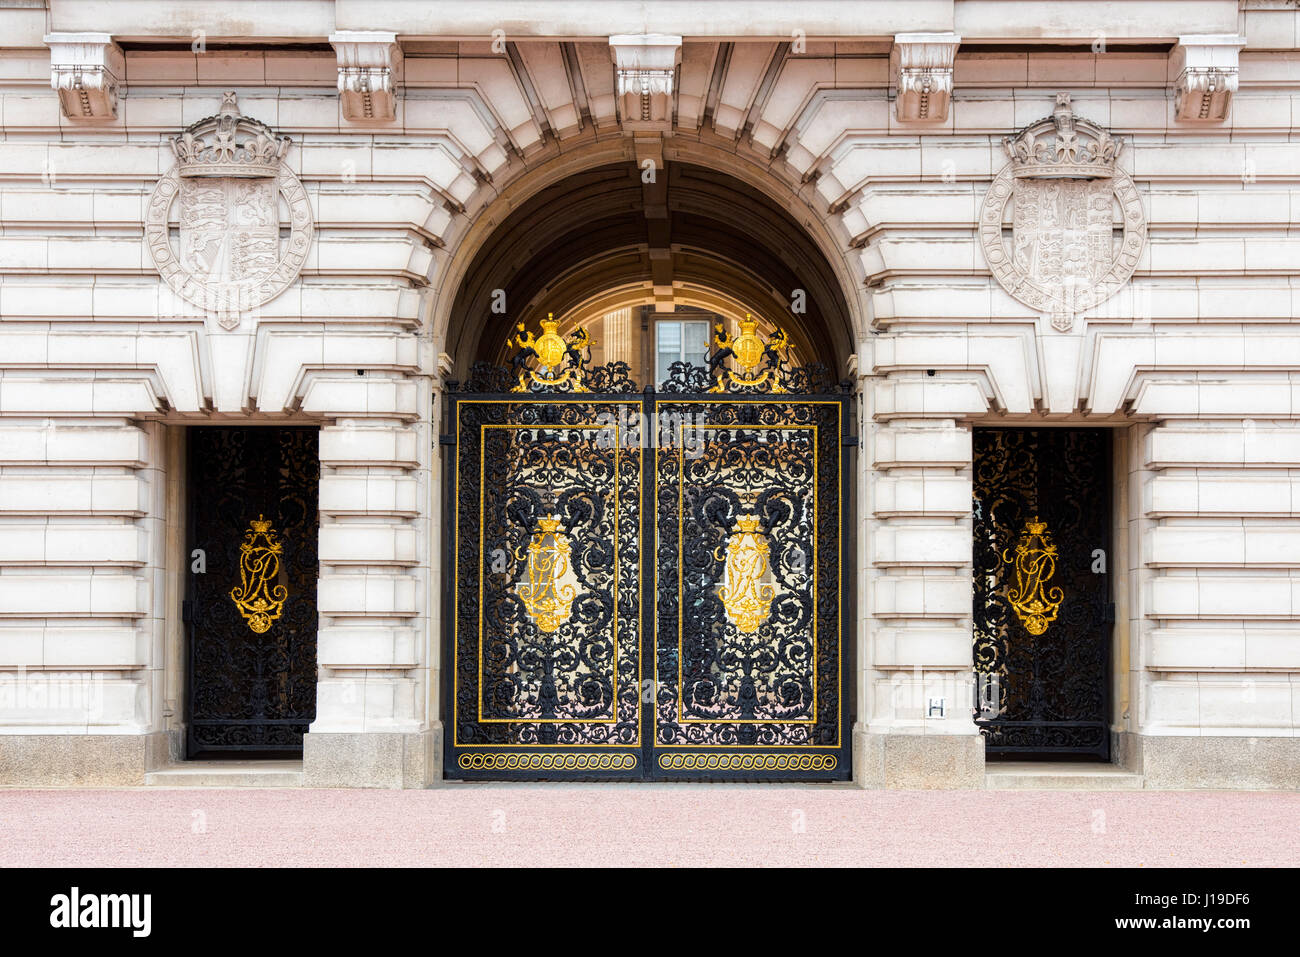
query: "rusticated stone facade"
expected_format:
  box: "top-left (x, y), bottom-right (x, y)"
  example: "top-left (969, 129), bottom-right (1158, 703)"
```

top-left (0, 0), bottom-right (1297, 789)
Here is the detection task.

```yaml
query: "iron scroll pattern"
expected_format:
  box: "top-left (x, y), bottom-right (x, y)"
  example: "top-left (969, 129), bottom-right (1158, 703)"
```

top-left (445, 352), bottom-right (851, 779)
top-left (654, 398), bottom-right (845, 770)
top-left (449, 398), bottom-right (644, 765)
top-left (972, 429), bottom-right (1111, 757)
top-left (186, 427), bottom-right (319, 755)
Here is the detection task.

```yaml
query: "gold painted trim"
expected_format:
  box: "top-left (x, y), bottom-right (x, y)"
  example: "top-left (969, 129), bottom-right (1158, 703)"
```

top-left (459, 752), bottom-right (637, 771)
top-left (651, 400), bottom-right (842, 747)
top-left (658, 752), bottom-right (836, 772)
top-left (476, 424), bottom-right (621, 724)
top-left (675, 424), bottom-right (817, 726)
top-left (452, 400), bottom-right (644, 749)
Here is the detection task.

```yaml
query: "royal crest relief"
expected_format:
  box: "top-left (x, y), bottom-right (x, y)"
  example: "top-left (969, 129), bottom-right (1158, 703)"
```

top-left (145, 91), bottom-right (313, 328)
top-left (979, 94), bottom-right (1146, 332)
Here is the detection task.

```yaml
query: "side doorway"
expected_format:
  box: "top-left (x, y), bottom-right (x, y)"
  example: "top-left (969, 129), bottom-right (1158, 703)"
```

top-left (184, 427), bottom-right (320, 757)
top-left (972, 428), bottom-right (1113, 759)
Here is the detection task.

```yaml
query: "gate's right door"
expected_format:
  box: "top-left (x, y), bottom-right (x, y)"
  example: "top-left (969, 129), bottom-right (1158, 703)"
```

top-left (652, 396), bottom-right (851, 780)
top-left (972, 428), bottom-right (1112, 759)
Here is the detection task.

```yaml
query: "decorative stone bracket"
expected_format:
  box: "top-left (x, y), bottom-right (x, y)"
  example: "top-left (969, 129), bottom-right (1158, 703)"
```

top-left (45, 32), bottom-right (124, 120)
top-left (892, 33), bottom-right (961, 123)
top-left (1171, 35), bottom-right (1246, 123)
top-left (609, 34), bottom-right (682, 133)
top-left (329, 31), bottom-right (403, 122)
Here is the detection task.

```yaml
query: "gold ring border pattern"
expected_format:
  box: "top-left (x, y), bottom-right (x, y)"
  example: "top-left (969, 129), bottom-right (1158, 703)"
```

top-left (657, 753), bottom-right (837, 772)
top-left (458, 752), bottom-right (638, 771)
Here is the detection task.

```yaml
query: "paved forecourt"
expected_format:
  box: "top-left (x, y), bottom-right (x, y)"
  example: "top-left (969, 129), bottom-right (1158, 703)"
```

top-left (1, 786), bottom-right (1295, 868)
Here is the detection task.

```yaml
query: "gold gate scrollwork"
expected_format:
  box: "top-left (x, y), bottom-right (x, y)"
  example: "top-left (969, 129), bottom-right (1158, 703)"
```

top-left (715, 513), bottom-right (776, 633)
top-left (1002, 516), bottom-right (1063, 635)
top-left (229, 514), bottom-right (288, 634)
top-left (516, 515), bottom-right (576, 632)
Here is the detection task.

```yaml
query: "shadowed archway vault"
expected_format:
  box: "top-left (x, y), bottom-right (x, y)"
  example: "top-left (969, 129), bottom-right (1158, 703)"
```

top-left (446, 161), bottom-right (854, 379)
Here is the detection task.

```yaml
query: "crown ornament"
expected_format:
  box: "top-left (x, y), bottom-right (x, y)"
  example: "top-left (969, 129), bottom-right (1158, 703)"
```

top-left (1004, 93), bottom-right (1120, 180)
top-left (171, 91), bottom-right (290, 178)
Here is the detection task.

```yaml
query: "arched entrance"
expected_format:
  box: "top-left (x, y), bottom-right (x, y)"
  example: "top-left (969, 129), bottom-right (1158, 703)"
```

top-left (439, 159), bottom-right (858, 781)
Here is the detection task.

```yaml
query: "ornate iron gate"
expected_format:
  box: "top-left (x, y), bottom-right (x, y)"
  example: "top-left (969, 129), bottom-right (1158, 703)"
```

top-left (185, 427), bottom-right (319, 757)
top-left (972, 428), bottom-right (1112, 758)
top-left (444, 318), bottom-right (853, 780)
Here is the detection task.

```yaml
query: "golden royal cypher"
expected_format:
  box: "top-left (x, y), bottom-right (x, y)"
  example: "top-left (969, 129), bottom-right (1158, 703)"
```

top-left (229, 514), bottom-right (288, 634)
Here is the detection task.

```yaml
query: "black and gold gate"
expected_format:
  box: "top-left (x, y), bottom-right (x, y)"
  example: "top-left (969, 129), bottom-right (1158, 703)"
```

top-left (972, 428), bottom-right (1112, 758)
top-left (185, 427), bottom-right (319, 757)
top-left (444, 318), bottom-right (853, 780)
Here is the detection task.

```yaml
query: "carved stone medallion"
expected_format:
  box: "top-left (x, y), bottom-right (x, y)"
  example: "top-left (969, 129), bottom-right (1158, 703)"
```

top-left (145, 92), bottom-right (312, 327)
top-left (979, 94), bottom-right (1146, 332)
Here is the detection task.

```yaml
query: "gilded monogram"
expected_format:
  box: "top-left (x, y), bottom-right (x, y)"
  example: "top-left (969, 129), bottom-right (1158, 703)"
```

top-left (715, 514), bottom-right (776, 633)
top-left (229, 515), bottom-right (288, 634)
top-left (1003, 517), bottom-right (1064, 635)
top-left (515, 516), bottom-right (577, 632)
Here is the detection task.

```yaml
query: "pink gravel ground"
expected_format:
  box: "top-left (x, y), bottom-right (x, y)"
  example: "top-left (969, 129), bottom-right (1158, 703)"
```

top-left (0, 785), bottom-right (1297, 867)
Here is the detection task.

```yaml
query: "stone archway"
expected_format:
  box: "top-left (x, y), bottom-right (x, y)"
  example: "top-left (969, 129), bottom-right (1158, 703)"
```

top-left (433, 151), bottom-right (866, 781)
top-left (430, 145), bottom-right (869, 376)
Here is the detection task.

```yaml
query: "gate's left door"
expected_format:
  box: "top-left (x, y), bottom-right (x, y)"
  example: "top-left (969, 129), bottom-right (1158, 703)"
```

top-left (185, 427), bottom-right (320, 757)
top-left (445, 396), bottom-right (646, 779)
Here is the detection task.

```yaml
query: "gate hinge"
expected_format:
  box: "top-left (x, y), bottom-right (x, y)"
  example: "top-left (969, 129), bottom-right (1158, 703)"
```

top-left (842, 435), bottom-right (859, 447)
top-left (181, 600), bottom-right (193, 623)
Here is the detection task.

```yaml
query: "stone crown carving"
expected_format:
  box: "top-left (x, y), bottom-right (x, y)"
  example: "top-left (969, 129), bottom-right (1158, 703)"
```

top-left (1005, 94), bottom-right (1120, 180)
top-left (171, 92), bottom-right (290, 178)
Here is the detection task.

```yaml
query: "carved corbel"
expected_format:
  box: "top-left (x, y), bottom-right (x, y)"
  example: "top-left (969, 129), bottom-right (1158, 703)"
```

top-left (330, 31), bottom-right (403, 122)
top-left (1171, 35), bottom-right (1246, 123)
top-left (44, 32), bottom-right (124, 120)
top-left (609, 34), bottom-right (682, 133)
top-left (893, 33), bottom-right (961, 123)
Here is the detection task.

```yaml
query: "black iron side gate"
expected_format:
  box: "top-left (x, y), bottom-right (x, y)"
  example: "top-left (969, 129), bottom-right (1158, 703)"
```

top-left (443, 323), bottom-right (853, 781)
top-left (185, 427), bottom-right (319, 757)
top-left (972, 428), bottom-right (1112, 759)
